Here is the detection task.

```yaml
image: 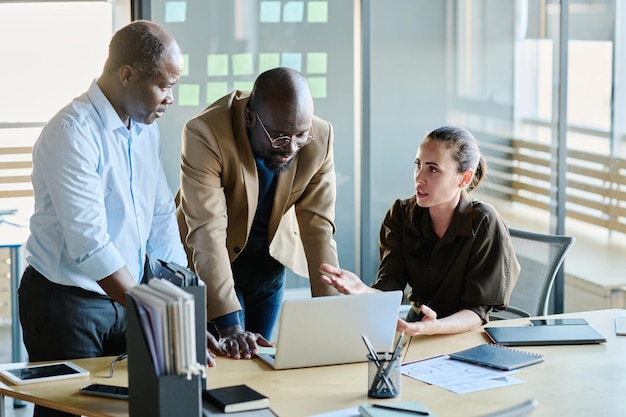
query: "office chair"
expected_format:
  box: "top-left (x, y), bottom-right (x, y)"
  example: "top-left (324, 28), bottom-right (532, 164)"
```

top-left (492, 228), bottom-right (575, 320)
top-left (474, 399), bottom-right (538, 417)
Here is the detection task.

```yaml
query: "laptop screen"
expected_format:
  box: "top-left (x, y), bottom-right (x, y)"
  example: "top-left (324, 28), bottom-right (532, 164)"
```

top-left (258, 291), bottom-right (403, 369)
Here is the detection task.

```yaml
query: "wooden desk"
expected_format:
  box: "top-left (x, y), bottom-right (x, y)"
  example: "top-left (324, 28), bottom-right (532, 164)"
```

top-left (0, 355), bottom-right (128, 417)
top-left (1, 309), bottom-right (625, 417)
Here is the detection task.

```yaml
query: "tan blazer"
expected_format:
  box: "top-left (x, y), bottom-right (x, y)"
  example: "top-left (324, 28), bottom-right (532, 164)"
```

top-left (176, 91), bottom-right (339, 320)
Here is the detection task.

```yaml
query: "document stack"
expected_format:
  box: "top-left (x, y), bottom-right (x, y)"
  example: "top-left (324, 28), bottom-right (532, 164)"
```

top-left (127, 278), bottom-right (206, 378)
top-left (126, 260), bottom-right (207, 417)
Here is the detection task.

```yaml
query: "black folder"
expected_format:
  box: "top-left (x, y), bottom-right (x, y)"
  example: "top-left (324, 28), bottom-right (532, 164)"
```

top-left (485, 324), bottom-right (607, 346)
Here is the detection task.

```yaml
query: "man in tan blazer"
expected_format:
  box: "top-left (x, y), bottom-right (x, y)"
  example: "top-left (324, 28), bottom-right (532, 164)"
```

top-left (176, 67), bottom-right (339, 359)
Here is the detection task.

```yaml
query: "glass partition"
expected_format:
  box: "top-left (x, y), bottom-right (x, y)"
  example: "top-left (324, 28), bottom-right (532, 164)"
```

top-left (137, 0), bottom-right (625, 309)
top-left (146, 0), bottom-right (357, 290)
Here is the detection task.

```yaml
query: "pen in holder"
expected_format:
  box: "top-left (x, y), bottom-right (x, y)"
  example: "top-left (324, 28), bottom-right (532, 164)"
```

top-left (363, 332), bottom-right (406, 398)
top-left (367, 352), bottom-right (402, 398)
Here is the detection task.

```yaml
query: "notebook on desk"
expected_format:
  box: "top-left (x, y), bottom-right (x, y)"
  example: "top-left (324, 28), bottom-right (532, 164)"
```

top-left (256, 291), bottom-right (402, 370)
top-left (485, 324), bottom-right (607, 346)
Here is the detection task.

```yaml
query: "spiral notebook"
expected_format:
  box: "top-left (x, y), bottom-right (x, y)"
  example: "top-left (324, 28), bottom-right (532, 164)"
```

top-left (449, 343), bottom-right (544, 371)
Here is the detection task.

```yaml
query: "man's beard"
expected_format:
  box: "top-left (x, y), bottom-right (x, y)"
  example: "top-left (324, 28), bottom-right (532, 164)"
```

top-left (265, 155), bottom-right (296, 174)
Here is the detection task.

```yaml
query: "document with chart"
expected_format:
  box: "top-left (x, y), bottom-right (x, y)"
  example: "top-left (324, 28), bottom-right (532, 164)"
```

top-left (401, 355), bottom-right (525, 394)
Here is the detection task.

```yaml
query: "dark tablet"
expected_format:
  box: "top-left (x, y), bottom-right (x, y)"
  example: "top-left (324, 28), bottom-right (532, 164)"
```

top-left (485, 324), bottom-right (607, 346)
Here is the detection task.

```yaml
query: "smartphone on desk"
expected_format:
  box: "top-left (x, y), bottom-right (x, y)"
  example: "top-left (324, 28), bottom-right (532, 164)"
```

top-left (529, 318), bottom-right (588, 326)
top-left (80, 383), bottom-right (129, 400)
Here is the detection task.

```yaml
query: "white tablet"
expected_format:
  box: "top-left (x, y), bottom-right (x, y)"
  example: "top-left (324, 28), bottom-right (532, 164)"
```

top-left (0, 361), bottom-right (90, 385)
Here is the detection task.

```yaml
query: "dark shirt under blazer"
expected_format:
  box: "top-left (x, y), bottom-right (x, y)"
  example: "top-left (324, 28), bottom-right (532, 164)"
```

top-left (176, 90), bottom-right (339, 321)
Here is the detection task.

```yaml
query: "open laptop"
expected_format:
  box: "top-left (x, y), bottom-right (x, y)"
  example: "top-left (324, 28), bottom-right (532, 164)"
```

top-left (257, 291), bottom-right (403, 369)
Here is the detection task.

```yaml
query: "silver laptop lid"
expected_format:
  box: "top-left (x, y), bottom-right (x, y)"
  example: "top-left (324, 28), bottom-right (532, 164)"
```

top-left (266, 291), bottom-right (402, 369)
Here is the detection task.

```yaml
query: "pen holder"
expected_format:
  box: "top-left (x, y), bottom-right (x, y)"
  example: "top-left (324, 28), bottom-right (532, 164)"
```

top-left (367, 353), bottom-right (402, 398)
top-left (126, 294), bottom-right (203, 417)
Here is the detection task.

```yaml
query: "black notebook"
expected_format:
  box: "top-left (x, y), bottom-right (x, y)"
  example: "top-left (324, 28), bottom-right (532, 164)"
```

top-left (485, 324), bottom-right (607, 346)
top-left (203, 384), bottom-right (269, 413)
top-left (449, 343), bottom-right (544, 371)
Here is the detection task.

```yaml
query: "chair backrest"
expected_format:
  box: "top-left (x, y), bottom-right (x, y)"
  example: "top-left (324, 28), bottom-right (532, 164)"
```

top-left (504, 228), bottom-right (575, 318)
top-left (474, 399), bottom-right (538, 417)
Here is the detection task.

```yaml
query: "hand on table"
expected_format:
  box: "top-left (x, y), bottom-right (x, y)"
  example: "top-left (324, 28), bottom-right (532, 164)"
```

top-left (216, 325), bottom-right (273, 359)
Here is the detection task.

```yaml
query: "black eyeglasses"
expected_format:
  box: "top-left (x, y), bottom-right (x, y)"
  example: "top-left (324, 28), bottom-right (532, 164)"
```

top-left (255, 114), bottom-right (314, 149)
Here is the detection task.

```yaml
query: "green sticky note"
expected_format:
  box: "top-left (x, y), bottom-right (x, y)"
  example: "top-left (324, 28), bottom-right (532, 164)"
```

top-left (307, 77), bottom-right (327, 99)
top-left (260, 1), bottom-right (281, 23)
top-left (164, 1), bottom-right (187, 23)
top-left (206, 82), bottom-right (229, 104)
top-left (307, 52), bottom-right (327, 74)
top-left (283, 1), bottom-right (304, 22)
top-left (233, 81), bottom-right (255, 92)
top-left (259, 53), bottom-right (280, 73)
top-left (281, 53), bottom-right (302, 72)
top-left (181, 54), bottom-right (189, 76)
top-left (207, 54), bottom-right (229, 76)
top-left (232, 53), bottom-right (254, 76)
top-left (177, 84), bottom-right (200, 106)
top-left (307, 1), bottom-right (328, 23)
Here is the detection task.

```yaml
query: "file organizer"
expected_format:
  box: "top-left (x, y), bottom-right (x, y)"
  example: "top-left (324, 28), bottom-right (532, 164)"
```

top-left (185, 284), bottom-right (208, 389)
top-left (126, 284), bottom-right (207, 417)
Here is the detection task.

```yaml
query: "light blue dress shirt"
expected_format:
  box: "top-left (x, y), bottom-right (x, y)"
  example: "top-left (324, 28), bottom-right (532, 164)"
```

top-left (26, 80), bottom-right (187, 294)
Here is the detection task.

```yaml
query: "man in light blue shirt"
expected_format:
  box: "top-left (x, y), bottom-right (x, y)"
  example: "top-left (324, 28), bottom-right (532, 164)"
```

top-left (18, 20), bottom-right (193, 417)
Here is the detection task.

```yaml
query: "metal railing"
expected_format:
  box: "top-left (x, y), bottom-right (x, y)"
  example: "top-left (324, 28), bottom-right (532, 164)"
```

top-left (0, 146), bottom-right (33, 199)
top-left (480, 137), bottom-right (626, 235)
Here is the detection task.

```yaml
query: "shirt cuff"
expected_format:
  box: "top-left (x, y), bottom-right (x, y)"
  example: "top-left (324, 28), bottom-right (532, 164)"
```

top-left (148, 243), bottom-right (188, 268)
top-left (212, 311), bottom-right (241, 330)
top-left (76, 242), bottom-right (126, 281)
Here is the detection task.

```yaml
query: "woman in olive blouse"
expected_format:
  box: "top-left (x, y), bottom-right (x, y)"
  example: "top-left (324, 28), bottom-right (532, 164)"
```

top-left (320, 126), bottom-right (520, 335)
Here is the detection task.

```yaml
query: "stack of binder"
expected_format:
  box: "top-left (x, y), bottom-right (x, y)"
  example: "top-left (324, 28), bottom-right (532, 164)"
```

top-left (126, 260), bottom-right (207, 417)
top-left (128, 278), bottom-right (203, 376)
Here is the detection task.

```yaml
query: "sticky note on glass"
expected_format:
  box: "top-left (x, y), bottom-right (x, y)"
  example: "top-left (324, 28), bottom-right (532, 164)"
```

top-left (206, 82), bottom-right (229, 104)
top-left (283, 1), bottom-right (304, 22)
top-left (307, 1), bottom-right (328, 23)
top-left (281, 53), bottom-right (302, 72)
top-left (259, 53), bottom-right (280, 73)
top-left (307, 52), bottom-right (327, 74)
top-left (207, 54), bottom-right (229, 76)
top-left (181, 54), bottom-right (190, 76)
top-left (164, 1), bottom-right (187, 23)
top-left (233, 81), bottom-right (255, 92)
top-left (232, 53), bottom-right (254, 76)
top-left (260, 1), bottom-right (281, 23)
top-left (178, 84), bottom-right (200, 106)
top-left (308, 77), bottom-right (327, 99)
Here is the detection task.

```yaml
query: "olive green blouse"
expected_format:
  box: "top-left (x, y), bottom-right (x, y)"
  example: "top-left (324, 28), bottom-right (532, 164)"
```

top-left (372, 190), bottom-right (520, 324)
